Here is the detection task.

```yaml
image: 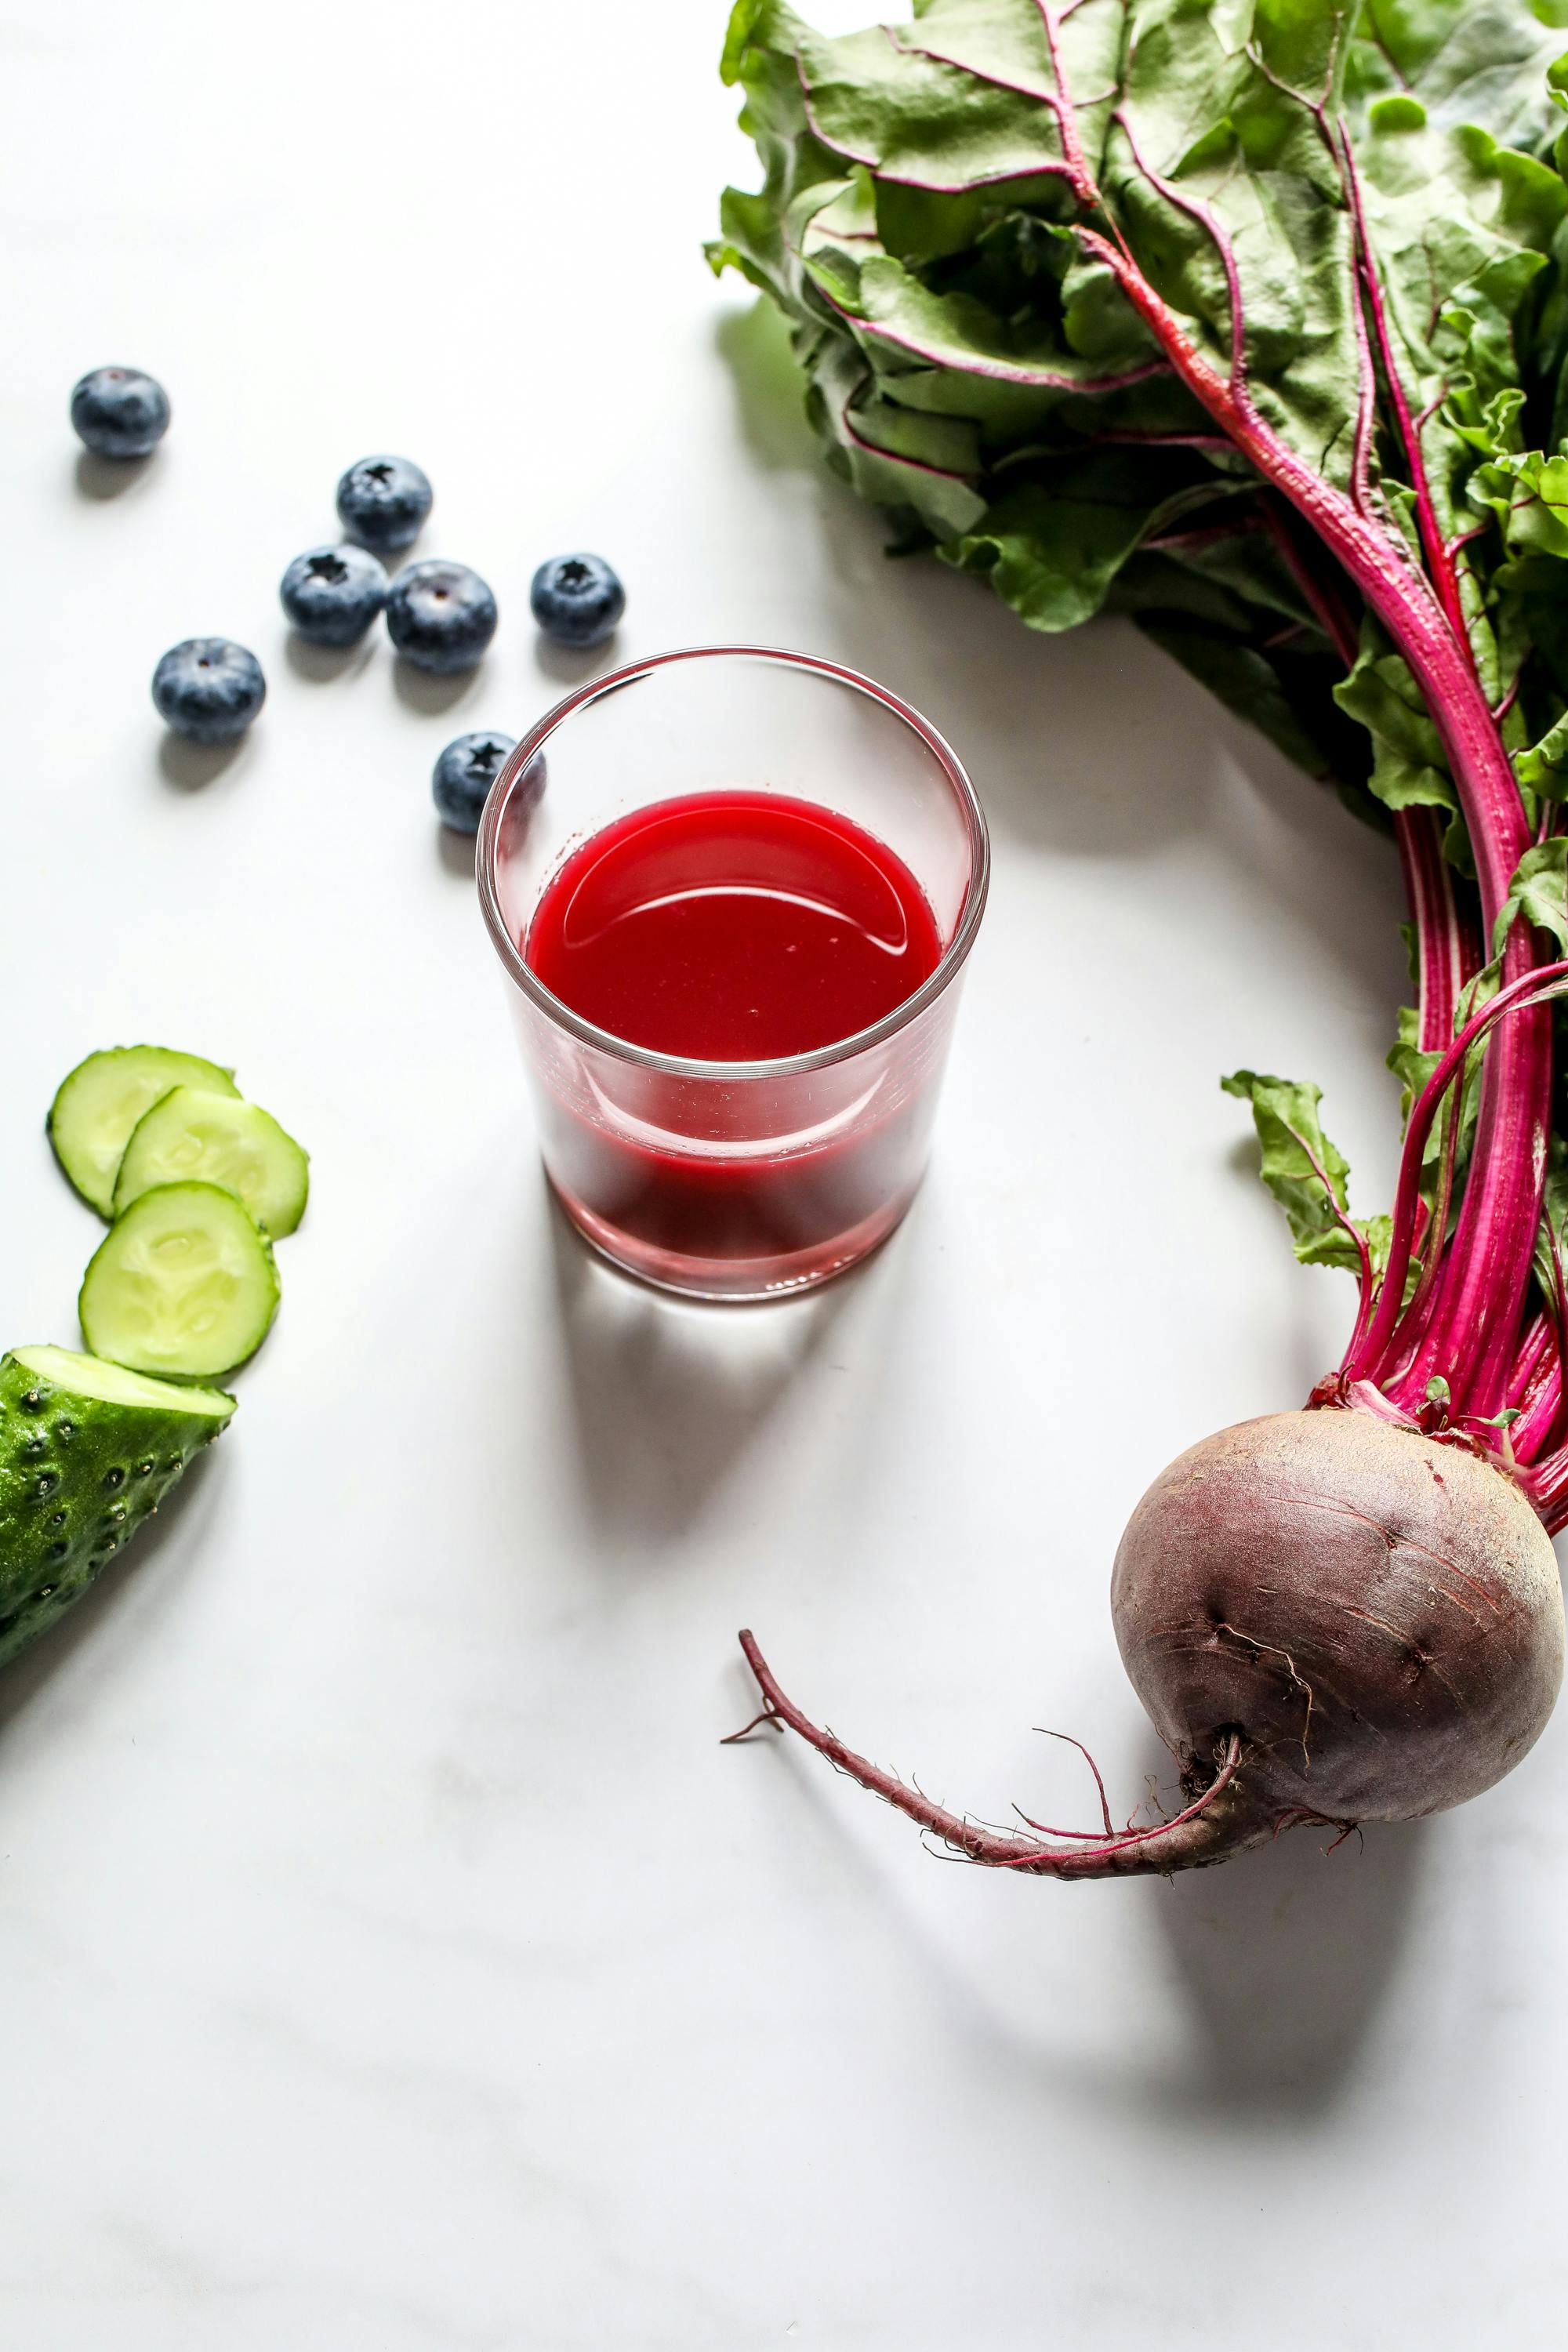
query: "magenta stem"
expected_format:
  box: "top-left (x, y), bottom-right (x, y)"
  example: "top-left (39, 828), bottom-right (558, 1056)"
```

top-left (1071, 200), bottom-right (1548, 1426)
top-left (1346, 963), bottom-right (1568, 1380)
top-left (1036, 5), bottom-right (1099, 207)
top-left (1394, 808), bottom-right (1480, 1054)
top-left (1504, 1317), bottom-right (1559, 1463)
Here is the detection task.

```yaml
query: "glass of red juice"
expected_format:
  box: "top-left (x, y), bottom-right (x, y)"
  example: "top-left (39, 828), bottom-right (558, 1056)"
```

top-left (477, 645), bottom-right (988, 1301)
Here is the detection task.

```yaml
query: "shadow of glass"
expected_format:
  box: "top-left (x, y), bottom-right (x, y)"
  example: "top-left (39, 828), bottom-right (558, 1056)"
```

top-left (285, 631), bottom-right (379, 684)
top-left (0, 1443), bottom-right (230, 1743)
top-left (393, 659), bottom-right (480, 717)
top-left (544, 1187), bottom-right (869, 1548)
top-left (74, 448), bottom-right (154, 501)
top-left (157, 730), bottom-right (249, 792)
top-left (1152, 1792), bottom-right (1428, 2116)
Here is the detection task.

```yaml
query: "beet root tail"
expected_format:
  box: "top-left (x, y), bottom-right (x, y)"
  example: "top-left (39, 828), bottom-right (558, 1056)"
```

top-left (731, 1632), bottom-right (1278, 1880)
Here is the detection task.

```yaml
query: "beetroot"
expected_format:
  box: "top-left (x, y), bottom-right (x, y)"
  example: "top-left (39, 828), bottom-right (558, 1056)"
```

top-left (736, 1411), bottom-right (1563, 1874)
top-left (735, 1408), bottom-right (1563, 1875)
top-left (715, 2), bottom-right (1568, 1875)
top-left (1114, 1414), bottom-right (1563, 1827)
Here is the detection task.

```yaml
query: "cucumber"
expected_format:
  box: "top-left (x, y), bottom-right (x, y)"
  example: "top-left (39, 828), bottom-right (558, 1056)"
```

top-left (0, 1345), bottom-right (234, 1671)
top-left (114, 1087), bottom-right (309, 1237)
top-left (79, 1183), bottom-right (280, 1379)
top-left (49, 1047), bottom-right (241, 1217)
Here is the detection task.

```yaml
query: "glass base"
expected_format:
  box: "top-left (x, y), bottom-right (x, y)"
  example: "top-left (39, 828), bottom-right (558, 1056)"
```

top-left (549, 1177), bottom-right (919, 1302)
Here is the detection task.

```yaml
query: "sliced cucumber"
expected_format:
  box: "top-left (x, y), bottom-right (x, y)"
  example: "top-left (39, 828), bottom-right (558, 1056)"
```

top-left (10, 1345), bottom-right (235, 1420)
top-left (49, 1047), bottom-right (241, 1217)
top-left (0, 1344), bottom-right (234, 1671)
top-left (79, 1182), bottom-right (280, 1379)
top-left (114, 1087), bottom-right (309, 1237)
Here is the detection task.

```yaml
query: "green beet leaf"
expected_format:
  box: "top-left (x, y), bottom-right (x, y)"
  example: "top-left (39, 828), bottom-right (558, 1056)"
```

top-left (1221, 1069), bottom-right (1388, 1276)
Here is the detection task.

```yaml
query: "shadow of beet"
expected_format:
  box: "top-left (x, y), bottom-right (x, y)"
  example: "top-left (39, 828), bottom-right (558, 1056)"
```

top-left (1151, 1792), bottom-right (1428, 2116)
top-left (713, 298), bottom-right (830, 476)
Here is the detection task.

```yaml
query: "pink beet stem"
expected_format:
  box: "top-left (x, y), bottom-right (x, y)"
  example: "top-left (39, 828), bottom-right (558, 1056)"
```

top-left (1063, 86), bottom-right (1549, 1433)
top-left (1348, 962), bottom-right (1568, 1381)
top-left (1395, 808), bottom-right (1482, 1054)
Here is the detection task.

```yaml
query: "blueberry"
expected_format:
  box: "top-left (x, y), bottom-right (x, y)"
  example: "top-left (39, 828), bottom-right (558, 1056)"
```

top-left (151, 639), bottom-right (266, 744)
top-left (385, 560), bottom-right (497, 674)
top-left (336, 456), bottom-right (432, 554)
top-left (70, 366), bottom-right (170, 459)
top-left (431, 731), bottom-right (517, 834)
top-left (279, 543), bottom-right (388, 648)
top-left (529, 553), bottom-right (625, 648)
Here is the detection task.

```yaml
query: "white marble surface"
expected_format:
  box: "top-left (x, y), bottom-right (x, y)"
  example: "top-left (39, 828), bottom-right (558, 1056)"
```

top-left (1, 2), bottom-right (1564, 2345)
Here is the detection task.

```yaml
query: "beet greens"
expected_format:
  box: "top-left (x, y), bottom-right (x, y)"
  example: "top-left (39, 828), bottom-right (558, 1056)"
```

top-left (713, 0), bottom-right (1568, 1871)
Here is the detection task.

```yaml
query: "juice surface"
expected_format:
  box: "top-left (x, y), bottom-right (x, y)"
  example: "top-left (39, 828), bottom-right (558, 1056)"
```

top-left (522, 790), bottom-right (942, 1060)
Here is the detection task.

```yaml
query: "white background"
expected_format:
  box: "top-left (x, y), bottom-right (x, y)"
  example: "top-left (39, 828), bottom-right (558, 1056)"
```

top-left (1, 2), bottom-right (1563, 2345)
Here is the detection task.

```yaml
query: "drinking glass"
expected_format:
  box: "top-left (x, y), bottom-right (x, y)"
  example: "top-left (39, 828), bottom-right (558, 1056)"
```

top-left (477, 644), bottom-right (988, 1301)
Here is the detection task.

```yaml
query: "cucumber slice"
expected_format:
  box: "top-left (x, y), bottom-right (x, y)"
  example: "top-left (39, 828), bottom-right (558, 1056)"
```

top-left (114, 1087), bottom-right (309, 1237)
top-left (0, 1344), bottom-right (234, 1671)
top-left (79, 1183), bottom-right (280, 1379)
top-left (49, 1047), bottom-right (241, 1217)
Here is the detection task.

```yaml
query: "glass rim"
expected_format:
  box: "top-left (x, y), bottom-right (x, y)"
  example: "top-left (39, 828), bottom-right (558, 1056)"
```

top-left (475, 642), bottom-right (990, 1081)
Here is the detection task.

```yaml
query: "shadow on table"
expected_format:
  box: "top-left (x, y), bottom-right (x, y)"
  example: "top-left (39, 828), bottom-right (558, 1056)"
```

top-left (726, 1646), bottom-right (1425, 2125)
top-left (1149, 1794), bottom-right (1428, 2116)
top-left (436, 825), bottom-right (477, 880)
top-left (157, 731), bottom-right (250, 792)
top-left (392, 659), bottom-right (479, 718)
top-left (285, 632), bottom-right (379, 685)
top-left (0, 1445), bottom-right (230, 1741)
top-left (74, 448), bottom-right (155, 501)
top-left (543, 1183), bottom-right (903, 1549)
top-left (533, 637), bottom-right (613, 691)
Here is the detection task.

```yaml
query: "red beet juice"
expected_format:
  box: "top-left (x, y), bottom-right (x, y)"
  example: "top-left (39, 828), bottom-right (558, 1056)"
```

top-left (520, 790), bottom-right (948, 1285)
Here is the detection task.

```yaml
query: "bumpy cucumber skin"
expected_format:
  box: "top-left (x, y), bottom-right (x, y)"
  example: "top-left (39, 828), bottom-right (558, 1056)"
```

top-left (48, 1047), bottom-right (240, 1218)
top-left (0, 1349), bottom-right (234, 1671)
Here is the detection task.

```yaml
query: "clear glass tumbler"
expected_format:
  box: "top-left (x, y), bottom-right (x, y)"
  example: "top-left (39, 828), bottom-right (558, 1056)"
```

top-left (477, 644), bottom-right (988, 1301)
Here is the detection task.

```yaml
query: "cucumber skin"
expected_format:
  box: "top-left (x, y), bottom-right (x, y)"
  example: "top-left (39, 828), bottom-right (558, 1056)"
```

top-left (0, 1350), bottom-right (234, 1671)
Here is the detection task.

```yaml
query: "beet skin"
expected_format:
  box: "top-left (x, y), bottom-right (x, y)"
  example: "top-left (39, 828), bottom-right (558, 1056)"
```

top-left (1112, 1410), bottom-right (1565, 1824)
